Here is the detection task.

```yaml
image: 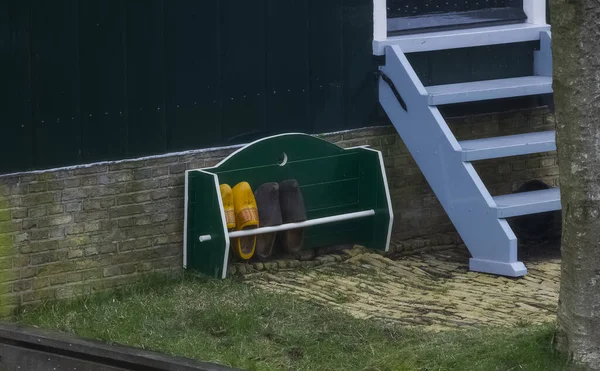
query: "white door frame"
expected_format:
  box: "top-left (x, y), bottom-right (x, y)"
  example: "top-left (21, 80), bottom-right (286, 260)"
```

top-left (373, 0), bottom-right (547, 43)
top-left (523, 0), bottom-right (547, 25)
top-left (373, 0), bottom-right (387, 42)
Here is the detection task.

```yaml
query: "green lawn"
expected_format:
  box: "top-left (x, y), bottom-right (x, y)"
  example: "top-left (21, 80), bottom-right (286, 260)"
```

top-left (16, 274), bottom-right (575, 371)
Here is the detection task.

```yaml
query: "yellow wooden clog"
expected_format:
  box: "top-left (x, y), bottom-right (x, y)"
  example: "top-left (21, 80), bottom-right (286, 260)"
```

top-left (219, 184), bottom-right (236, 231)
top-left (232, 181), bottom-right (259, 260)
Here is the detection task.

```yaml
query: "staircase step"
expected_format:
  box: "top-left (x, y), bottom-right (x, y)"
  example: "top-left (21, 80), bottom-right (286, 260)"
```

top-left (426, 76), bottom-right (553, 105)
top-left (374, 23), bottom-right (550, 55)
top-left (459, 131), bottom-right (556, 161)
top-left (494, 188), bottom-right (561, 218)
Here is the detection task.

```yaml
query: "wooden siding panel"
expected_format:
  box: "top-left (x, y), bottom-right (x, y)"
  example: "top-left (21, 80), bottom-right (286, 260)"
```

top-left (79, 0), bottom-right (127, 162)
top-left (0, 0), bottom-right (33, 172)
top-left (30, 0), bottom-right (80, 169)
top-left (164, 0), bottom-right (221, 151)
top-left (125, 0), bottom-right (167, 157)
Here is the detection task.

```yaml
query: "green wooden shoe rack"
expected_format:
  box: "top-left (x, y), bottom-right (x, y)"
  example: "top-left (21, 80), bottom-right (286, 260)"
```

top-left (184, 133), bottom-right (394, 278)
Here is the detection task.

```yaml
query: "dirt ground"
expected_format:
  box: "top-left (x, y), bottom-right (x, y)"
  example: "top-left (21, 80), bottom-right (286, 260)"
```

top-left (245, 241), bottom-right (561, 331)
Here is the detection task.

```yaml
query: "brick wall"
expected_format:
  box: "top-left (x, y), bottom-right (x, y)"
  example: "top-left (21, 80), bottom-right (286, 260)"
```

top-left (0, 107), bottom-right (558, 316)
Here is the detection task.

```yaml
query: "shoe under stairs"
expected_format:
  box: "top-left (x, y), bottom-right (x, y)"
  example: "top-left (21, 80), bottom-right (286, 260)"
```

top-left (376, 24), bottom-right (560, 277)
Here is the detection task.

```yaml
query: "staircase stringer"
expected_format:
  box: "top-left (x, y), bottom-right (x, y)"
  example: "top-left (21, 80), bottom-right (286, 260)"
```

top-left (534, 31), bottom-right (552, 77)
top-left (380, 45), bottom-right (526, 276)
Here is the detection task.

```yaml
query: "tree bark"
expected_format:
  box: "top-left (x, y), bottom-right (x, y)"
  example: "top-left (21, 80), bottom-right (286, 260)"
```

top-left (552, 0), bottom-right (600, 369)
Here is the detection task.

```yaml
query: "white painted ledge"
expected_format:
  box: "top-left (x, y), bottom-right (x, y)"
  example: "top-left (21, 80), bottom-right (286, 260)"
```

top-left (373, 23), bottom-right (550, 55)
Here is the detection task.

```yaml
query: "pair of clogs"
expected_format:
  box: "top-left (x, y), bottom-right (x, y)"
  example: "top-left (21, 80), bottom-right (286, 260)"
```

top-left (255, 180), bottom-right (306, 260)
top-left (219, 179), bottom-right (306, 260)
top-left (219, 182), bottom-right (258, 260)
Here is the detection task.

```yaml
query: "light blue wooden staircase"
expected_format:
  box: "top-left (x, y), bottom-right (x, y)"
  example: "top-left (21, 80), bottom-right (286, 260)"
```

top-left (376, 24), bottom-right (560, 277)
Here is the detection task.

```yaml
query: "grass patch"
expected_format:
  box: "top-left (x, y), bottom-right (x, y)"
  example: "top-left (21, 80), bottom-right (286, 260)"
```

top-left (17, 274), bottom-right (575, 371)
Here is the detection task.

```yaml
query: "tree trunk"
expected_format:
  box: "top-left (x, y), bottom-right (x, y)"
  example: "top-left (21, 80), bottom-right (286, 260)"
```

top-left (552, 0), bottom-right (600, 369)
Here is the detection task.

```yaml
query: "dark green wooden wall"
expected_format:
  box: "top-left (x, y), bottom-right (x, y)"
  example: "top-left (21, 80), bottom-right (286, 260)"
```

top-left (1, 0), bottom-right (541, 174)
top-left (0, 0), bottom-right (378, 174)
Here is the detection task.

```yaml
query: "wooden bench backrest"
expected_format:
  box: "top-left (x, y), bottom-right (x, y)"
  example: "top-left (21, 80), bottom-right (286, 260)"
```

top-left (185, 134), bottom-right (392, 278)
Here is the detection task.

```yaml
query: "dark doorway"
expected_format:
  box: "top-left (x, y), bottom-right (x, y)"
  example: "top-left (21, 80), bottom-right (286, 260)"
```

top-left (387, 0), bottom-right (526, 35)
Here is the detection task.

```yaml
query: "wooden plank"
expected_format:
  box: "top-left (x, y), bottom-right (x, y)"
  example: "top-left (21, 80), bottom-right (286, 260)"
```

top-left (405, 53), bottom-right (431, 86)
top-left (343, 0), bottom-right (378, 129)
top-left (494, 188), bottom-right (561, 218)
top-left (427, 48), bottom-right (471, 86)
top-left (358, 149), bottom-right (392, 251)
top-left (264, 0), bottom-right (310, 135)
top-left (213, 133), bottom-right (346, 173)
top-left (30, 0), bottom-right (80, 169)
top-left (164, 0), bottom-right (220, 151)
top-left (125, 0), bottom-right (167, 157)
top-left (220, 0), bottom-right (266, 144)
top-left (0, 322), bottom-right (236, 371)
top-left (216, 154), bottom-right (361, 201)
top-left (410, 41), bottom-right (537, 113)
top-left (433, 42), bottom-right (538, 116)
top-left (306, 203), bottom-right (361, 219)
top-left (426, 76), bottom-right (552, 105)
top-left (459, 130), bottom-right (556, 161)
top-left (1, 343), bottom-right (126, 371)
top-left (186, 171), bottom-right (229, 279)
top-left (301, 179), bottom-right (359, 211)
top-left (0, 0), bottom-right (33, 173)
top-left (374, 23), bottom-right (548, 54)
top-left (308, 0), bottom-right (345, 132)
top-left (79, 0), bottom-right (127, 162)
top-left (523, 0), bottom-right (547, 24)
top-left (470, 42), bottom-right (535, 81)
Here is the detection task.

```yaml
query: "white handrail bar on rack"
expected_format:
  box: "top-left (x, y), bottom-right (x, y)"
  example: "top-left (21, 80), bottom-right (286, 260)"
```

top-left (198, 209), bottom-right (376, 242)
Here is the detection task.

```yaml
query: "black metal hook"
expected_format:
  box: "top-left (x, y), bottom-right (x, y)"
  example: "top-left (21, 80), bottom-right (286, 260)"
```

top-left (379, 71), bottom-right (408, 112)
